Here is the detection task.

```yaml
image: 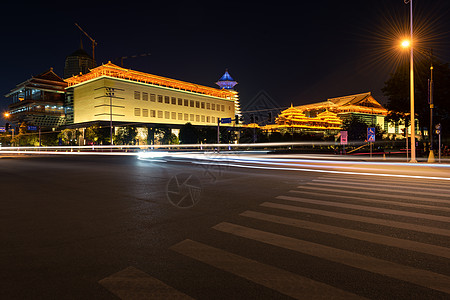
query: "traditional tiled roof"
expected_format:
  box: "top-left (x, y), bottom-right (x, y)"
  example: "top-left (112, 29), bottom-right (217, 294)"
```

top-left (293, 92), bottom-right (388, 115)
top-left (65, 62), bottom-right (235, 99)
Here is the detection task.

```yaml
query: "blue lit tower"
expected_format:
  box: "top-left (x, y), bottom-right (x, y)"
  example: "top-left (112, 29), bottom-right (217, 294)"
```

top-left (216, 69), bottom-right (242, 124)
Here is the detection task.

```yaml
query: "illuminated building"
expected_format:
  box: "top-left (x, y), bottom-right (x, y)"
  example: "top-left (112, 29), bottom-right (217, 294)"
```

top-left (262, 92), bottom-right (389, 134)
top-left (65, 62), bottom-right (237, 128)
top-left (215, 69), bottom-right (241, 123)
top-left (5, 69), bottom-right (67, 128)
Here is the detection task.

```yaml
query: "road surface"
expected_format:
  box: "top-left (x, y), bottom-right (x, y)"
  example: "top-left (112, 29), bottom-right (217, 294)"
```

top-left (1, 154), bottom-right (449, 299)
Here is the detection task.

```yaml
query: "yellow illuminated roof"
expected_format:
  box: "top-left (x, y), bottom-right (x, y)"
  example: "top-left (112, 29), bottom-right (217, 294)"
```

top-left (65, 62), bottom-right (235, 99)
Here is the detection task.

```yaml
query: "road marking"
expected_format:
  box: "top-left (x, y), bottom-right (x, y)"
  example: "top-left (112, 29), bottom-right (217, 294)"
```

top-left (240, 210), bottom-right (450, 259)
top-left (294, 190), bottom-right (450, 213)
top-left (306, 182), bottom-right (450, 200)
top-left (170, 239), bottom-right (363, 300)
top-left (213, 222), bottom-right (450, 295)
top-left (280, 194), bottom-right (450, 223)
top-left (99, 266), bottom-right (193, 300)
top-left (296, 185), bottom-right (450, 205)
top-left (320, 174), bottom-right (450, 187)
top-left (312, 178), bottom-right (450, 192)
top-left (260, 202), bottom-right (450, 237)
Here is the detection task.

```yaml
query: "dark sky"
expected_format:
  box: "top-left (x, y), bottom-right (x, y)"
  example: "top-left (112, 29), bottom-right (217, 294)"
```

top-left (1, 0), bottom-right (450, 124)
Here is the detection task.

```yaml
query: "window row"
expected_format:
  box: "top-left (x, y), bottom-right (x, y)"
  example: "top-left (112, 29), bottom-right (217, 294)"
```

top-left (133, 108), bottom-right (220, 123)
top-left (133, 91), bottom-right (229, 112)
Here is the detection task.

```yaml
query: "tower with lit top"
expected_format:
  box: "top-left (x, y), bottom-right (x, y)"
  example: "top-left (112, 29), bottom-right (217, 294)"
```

top-left (216, 69), bottom-right (242, 124)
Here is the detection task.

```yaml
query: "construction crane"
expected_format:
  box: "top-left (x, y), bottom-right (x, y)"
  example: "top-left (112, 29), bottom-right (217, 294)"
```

top-left (115, 53), bottom-right (151, 67)
top-left (75, 23), bottom-right (98, 62)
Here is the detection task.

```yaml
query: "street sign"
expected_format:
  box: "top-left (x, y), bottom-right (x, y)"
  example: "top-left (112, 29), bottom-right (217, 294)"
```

top-left (367, 127), bottom-right (375, 142)
top-left (0, 127), bottom-right (5, 133)
top-left (220, 118), bottom-right (232, 124)
top-left (340, 131), bottom-right (348, 145)
top-left (28, 126), bottom-right (38, 131)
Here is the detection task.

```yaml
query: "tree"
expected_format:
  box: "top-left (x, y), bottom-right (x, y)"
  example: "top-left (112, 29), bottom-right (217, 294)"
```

top-left (341, 116), bottom-right (368, 142)
top-left (114, 126), bottom-right (137, 145)
top-left (85, 124), bottom-right (110, 145)
top-left (179, 123), bottom-right (198, 144)
top-left (382, 58), bottom-right (450, 140)
top-left (58, 129), bottom-right (80, 146)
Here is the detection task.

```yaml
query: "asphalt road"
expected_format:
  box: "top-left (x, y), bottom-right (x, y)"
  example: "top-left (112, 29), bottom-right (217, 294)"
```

top-left (1, 155), bottom-right (450, 299)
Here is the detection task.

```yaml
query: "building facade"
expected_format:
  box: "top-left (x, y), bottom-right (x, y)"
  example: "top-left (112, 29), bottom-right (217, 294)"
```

top-left (64, 47), bottom-right (96, 79)
top-left (65, 62), bottom-right (237, 128)
top-left (5, 69), bottom-right (67, 128)
top-left (261, 92), bottom-right (388, 133)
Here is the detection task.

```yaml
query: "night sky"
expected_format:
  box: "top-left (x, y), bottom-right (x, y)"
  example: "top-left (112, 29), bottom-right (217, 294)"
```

top-left (1, 0), bottom-right (450, 124)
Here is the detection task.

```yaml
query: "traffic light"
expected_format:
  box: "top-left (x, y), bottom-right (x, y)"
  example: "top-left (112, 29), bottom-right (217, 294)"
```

top-left (5, 123), bottom-right (10, 131)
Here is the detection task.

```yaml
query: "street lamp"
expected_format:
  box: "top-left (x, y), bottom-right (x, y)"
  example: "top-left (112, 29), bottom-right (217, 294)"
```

top-left (402, 0), bottom-right (417, 162)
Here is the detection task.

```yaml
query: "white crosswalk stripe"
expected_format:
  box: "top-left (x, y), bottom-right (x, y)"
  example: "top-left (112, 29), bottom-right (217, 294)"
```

top-left (104, 175), bottom-right (450, 298)
top-left (99, 266), bottom-right (193, 300)
top-left (170, 239), bottom-right (363, 300)
top-left (212, 222), bottom-right (450, 294)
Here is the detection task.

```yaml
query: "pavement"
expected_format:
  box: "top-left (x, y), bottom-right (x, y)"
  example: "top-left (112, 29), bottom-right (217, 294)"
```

top-left (1, 155), bottom-right (449, 299)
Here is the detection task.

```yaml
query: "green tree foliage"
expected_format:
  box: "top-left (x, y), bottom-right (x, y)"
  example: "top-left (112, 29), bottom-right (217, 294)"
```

top-left (114, 126), bottom-right (137, 145)
top-left (179, 123), bottom-right (199, 144)
top-left (58, 129), bottom-right (80, 146)
top-left (85, 125), bottom-right (110, 145)
top-left (382, 58), bottom-right (450, 139)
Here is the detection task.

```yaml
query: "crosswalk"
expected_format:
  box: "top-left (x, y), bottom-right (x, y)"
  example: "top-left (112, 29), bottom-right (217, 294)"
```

top-left (100, 174), bottom-right (450, 299)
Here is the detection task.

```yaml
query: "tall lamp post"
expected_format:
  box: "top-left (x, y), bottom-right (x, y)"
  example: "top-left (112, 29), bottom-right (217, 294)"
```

top-left (403, 0), bottom-right (417, 162)
top-left (428, 50), bottom-right (435, 162)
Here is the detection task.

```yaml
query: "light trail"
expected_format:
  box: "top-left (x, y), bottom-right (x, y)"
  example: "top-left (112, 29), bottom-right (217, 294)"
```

top-left (2, 144), bottom-right (450, 181)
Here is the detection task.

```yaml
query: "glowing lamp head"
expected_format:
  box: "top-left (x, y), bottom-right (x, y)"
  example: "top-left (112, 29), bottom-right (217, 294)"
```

top-left (401, 40), bottom-right (411, 48)
top-left (4, 112), bottom-right (10, 118)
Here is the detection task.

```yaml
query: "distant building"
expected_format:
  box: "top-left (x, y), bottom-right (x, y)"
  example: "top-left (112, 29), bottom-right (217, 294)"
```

top-left (64, 46), bottom-right (96, 79)
top-left (5, 69), bottom-right (67, 128)
top-left (65, 62), bottom-right (237, 128)
top-left (263, 92), bottom-right (389, 134)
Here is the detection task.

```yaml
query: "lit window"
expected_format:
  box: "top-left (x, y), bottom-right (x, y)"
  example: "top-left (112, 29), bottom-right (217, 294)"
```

top-left (171, 112), bottom-right (176, 119)
top-left (150, 110), bottom-right (156, 117)
top-left (158, 110), bottom-right (163, 118)
top-left (196, 115), bottom-right (200, 122)
top-left (184, 113), bottom-right (188, 121)
top-left (142, 92), bottom-right (149, 101)
top-left (178, 113), bottom-right (183, 120)
top-left (143, 109), bottom-right (148, 117)
top-left (201, 115), bottom-right (205, 122)
top-left (165, 111), bottom-right (170, 119)
top-left (206, 116), bottom-right (210, 123)
top-left (134, 91), bottom-right (140, 100)
top-left (134, 108), bottom-right (141, 116)
top-left (190, 114), bottom-right (194, 121)
top-left (150, 94), bottom-right (156, 102)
